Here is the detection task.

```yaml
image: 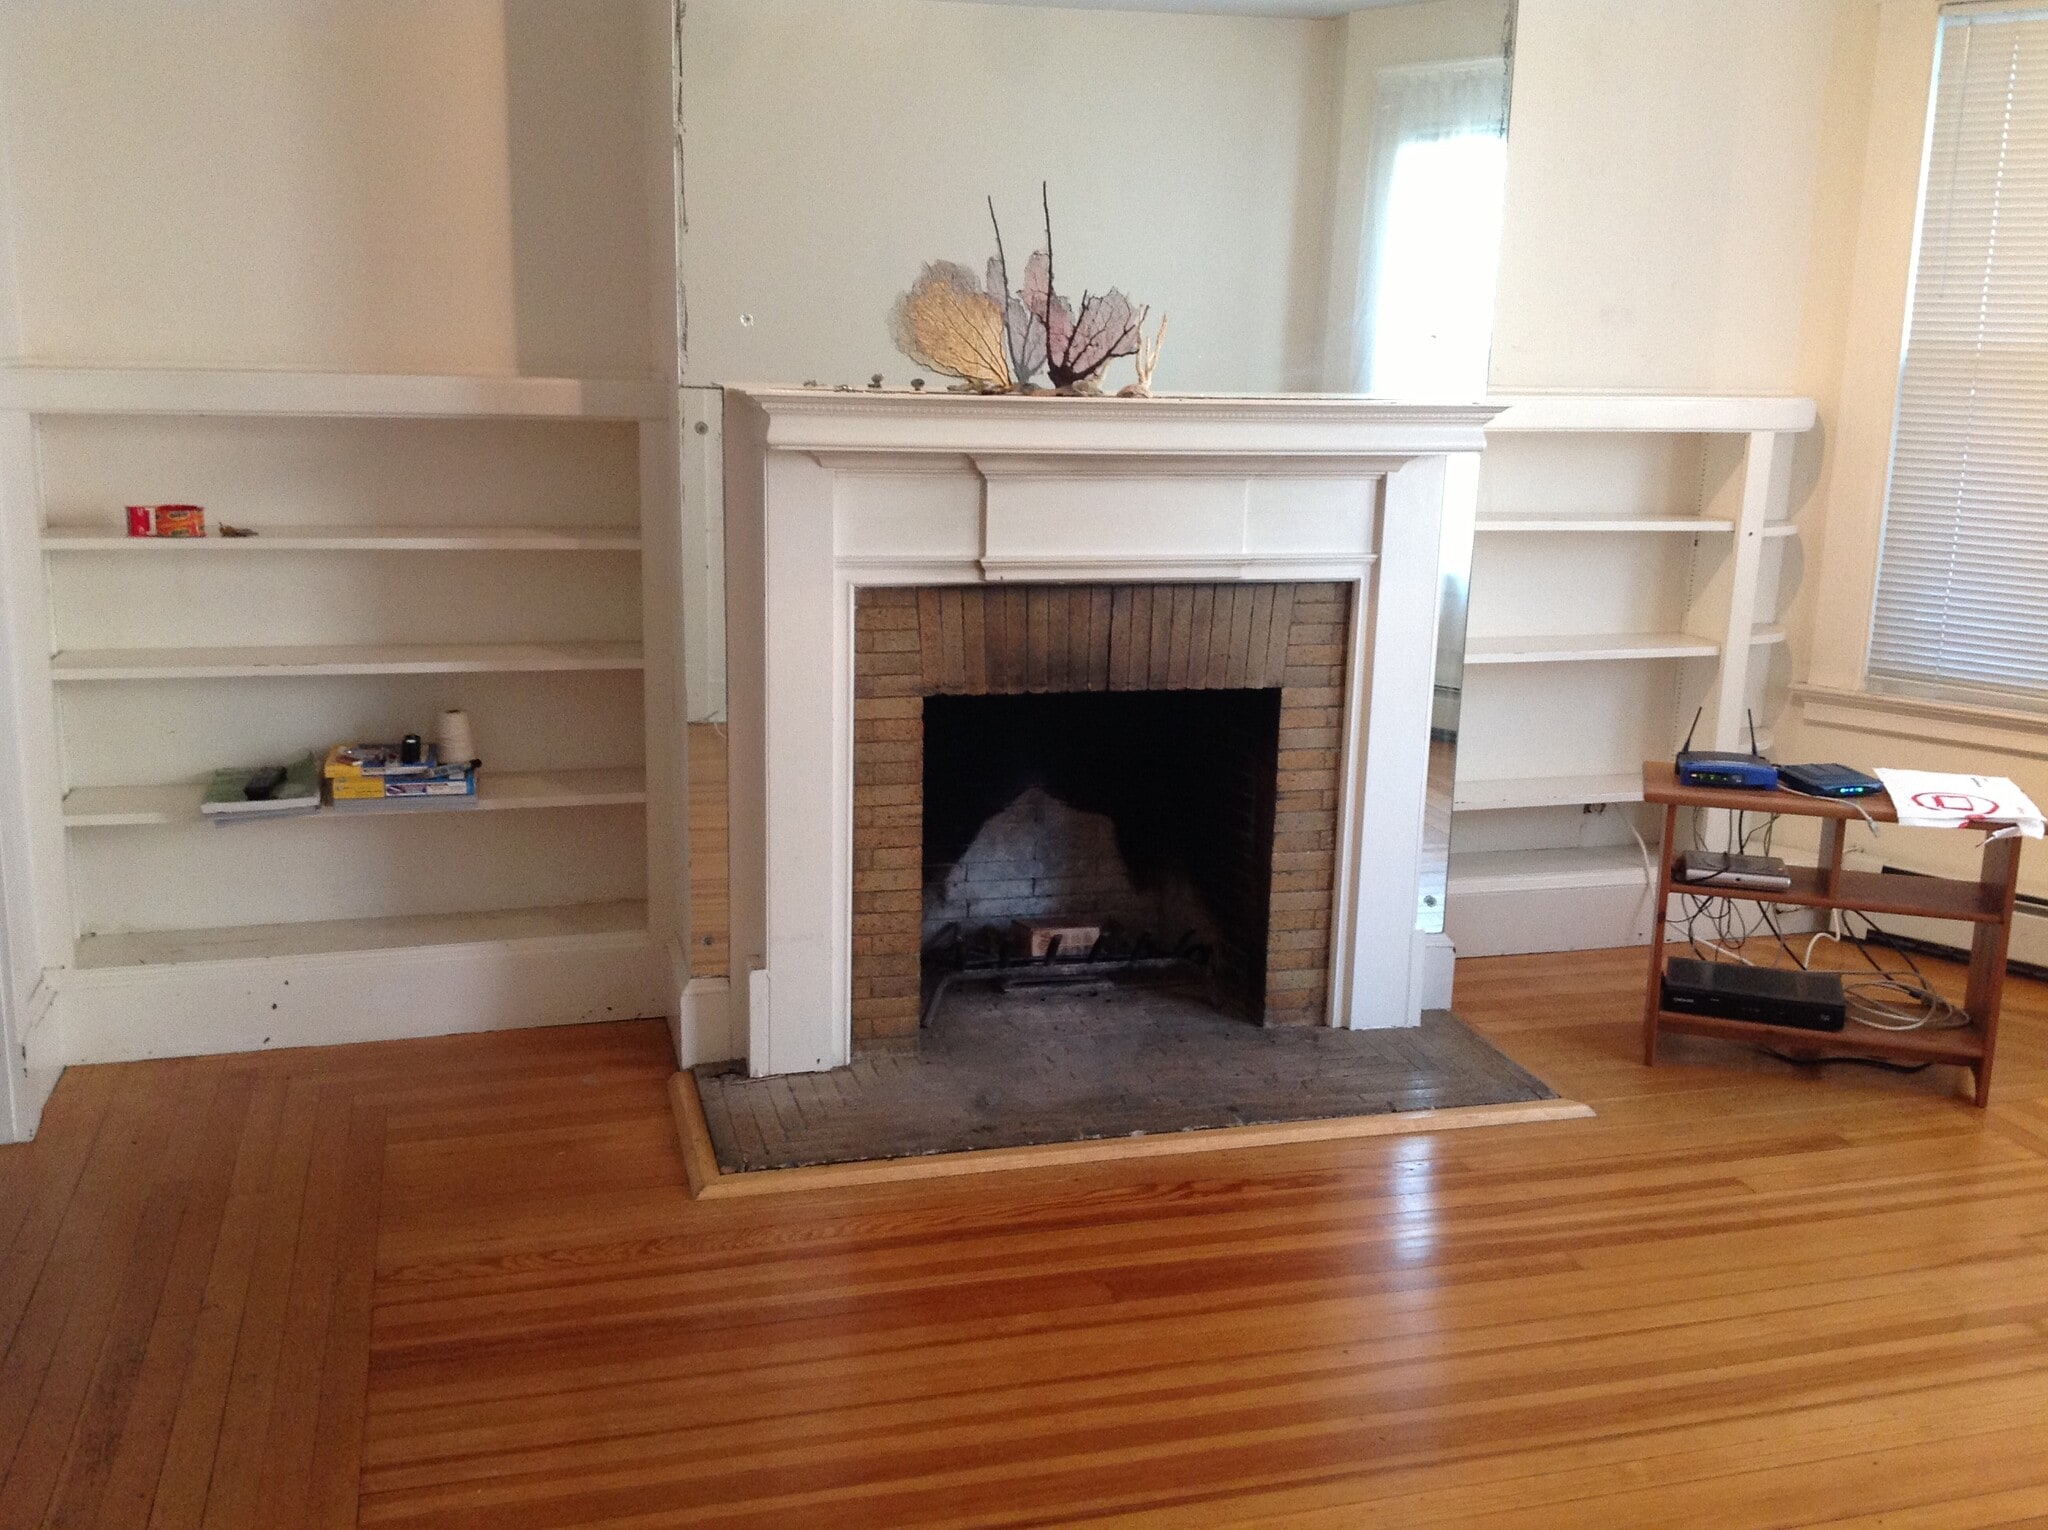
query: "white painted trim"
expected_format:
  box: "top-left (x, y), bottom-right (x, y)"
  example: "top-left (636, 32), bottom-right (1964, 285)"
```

top-left (672, 975), bottom-right (740, 1067)
top-left (1793, 684), bottom-right (2048, 762)
top-left (679, 387), bottom-right (728, 721)
top-left (0, 366), bottom-right (668, 420)
top-left (1418, 933), bottom-right (1457, 1011)
top-left (741, 387), bottom-right (1499, 457)
top-left (979, 554), bottom-right (1374, 582)
top-left (41, 928), bottom-right (668, 1067)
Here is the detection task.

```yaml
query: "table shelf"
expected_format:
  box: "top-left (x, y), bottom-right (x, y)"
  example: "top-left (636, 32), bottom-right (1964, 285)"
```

top-left (1640, 760), bottom-right (2021, 1106)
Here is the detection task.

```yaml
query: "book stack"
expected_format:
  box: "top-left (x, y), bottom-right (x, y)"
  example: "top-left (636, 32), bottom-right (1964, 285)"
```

top-left (202, 753), bottom-right (321, 822)
top-left (323, 743), bottom-right (478, 809)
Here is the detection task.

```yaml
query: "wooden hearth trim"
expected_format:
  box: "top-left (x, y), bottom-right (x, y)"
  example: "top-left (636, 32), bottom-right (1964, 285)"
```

top-left (853, 582), bottom-right (1351, 1040)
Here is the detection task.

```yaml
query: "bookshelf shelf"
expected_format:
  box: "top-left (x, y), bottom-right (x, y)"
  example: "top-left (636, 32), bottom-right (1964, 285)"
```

top-left (1475, 516), bottom-right (1736, 534)
top-left (73, 899), bottom-right (650, 970)
top-left (51, 642), bottom-right (645, 682)
top-left (1464, 631), bottom-right (1721, 666)
top-left (62, 767), bottom-right (648, 827)
top-left (43, 524), bottom-right (642, 553)
top-left (1453, 772), bottom-right (1643, 812)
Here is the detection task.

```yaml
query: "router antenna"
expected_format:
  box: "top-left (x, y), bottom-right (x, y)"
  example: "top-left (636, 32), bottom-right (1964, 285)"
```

top-left (1747, 708), bottom-right (1761, 756)
top-left (1679, 706), bottom-right (1702, 756)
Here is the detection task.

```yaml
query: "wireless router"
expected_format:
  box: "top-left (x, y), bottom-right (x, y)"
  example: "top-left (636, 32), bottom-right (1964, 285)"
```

top-left (1675, 707), bottom-right (1779, 790)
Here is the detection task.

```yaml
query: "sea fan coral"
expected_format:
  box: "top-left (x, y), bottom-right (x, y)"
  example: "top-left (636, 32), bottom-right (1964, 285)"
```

top-left (890, 261), bottom-right (1013, 391)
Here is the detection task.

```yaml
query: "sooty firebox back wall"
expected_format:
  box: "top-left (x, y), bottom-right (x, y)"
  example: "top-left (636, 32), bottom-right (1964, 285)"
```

top-left (922, 689), bottom-right (1282, 1018)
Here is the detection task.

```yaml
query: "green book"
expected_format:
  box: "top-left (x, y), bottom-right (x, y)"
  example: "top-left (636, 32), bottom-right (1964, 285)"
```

top-left (201, 752), bottom-right (320, 820)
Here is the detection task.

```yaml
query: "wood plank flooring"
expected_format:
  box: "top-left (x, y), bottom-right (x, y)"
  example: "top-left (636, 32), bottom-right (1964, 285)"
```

top-left (5, 945), bottom-right (2048, 1525)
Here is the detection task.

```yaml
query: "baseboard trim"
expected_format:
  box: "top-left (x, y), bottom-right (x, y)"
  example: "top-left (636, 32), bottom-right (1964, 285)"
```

top-left (667, 1069), bottom-right (1592, 1199)
top-left (46, 931), bottom-right (670, 1065)
top-left (671, 975), bottom-right (738, 1067)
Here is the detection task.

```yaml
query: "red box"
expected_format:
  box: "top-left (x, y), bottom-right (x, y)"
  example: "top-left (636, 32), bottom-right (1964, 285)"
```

top-left (152, 505), bottom-right (205, 537)
top-left (125, 506), bottom-right (153, 537)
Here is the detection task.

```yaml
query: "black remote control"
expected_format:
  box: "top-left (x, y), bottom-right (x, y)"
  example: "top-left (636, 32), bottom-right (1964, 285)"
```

top-left (243, 765), bottom-right (286, 800)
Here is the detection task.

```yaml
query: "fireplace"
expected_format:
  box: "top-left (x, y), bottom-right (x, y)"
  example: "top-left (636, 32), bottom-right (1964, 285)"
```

top-left (852, 583), bottom-right (1351, 1038)
top-left (721, 388), bottom-right (1496, 1076)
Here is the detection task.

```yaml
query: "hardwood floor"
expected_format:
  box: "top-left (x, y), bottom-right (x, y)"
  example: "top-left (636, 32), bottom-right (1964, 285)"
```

top-left (6, 945), bottom-right (2048, 1526)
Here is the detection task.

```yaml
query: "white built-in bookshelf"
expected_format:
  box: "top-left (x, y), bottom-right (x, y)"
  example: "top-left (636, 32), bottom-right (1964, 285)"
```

top-left (0, 367), bottom-right (684, 1069)
top-left (1446, 394), bottom-right (1817, 957)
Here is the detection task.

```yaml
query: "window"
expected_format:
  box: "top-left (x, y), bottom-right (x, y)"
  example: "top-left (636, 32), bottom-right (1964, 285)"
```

top-left (1355, 58), bottom-right (1509, 399)
top-left (1870, 2), bottom-right (2048, 704)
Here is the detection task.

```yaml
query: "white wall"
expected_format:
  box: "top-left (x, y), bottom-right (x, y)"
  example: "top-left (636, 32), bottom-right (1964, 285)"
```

top-left (1490, 0), bottom-right (1857, 394)
top-left (677, 0), bottom-right (1343, 394)
top-left (0, 0), bottom-right (658, 376)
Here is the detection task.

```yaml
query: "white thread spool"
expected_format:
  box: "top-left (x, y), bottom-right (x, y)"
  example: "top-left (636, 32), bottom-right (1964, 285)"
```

top-left (434, 708), bottom-right (477, 765)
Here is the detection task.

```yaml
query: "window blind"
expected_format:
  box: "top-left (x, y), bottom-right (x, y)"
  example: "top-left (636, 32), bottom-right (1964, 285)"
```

top-left (1869, 3), bottom-right (2048, 701)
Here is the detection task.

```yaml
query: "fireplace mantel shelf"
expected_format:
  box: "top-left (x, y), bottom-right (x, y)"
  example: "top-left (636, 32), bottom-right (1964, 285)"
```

top-left (736, 387), bottom-right (1502, 459)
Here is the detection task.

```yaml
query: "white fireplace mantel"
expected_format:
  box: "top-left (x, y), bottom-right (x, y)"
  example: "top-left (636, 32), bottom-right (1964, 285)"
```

top-left (723, 387), bottom-right (1499, 1076)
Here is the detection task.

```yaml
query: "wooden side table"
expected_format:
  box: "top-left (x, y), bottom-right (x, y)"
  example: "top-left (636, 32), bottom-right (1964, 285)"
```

top-left (1640, 761), bottom-right (2023, 1106)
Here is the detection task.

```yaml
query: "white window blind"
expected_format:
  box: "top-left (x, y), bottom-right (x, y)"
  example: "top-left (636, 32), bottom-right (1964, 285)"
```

top-left (1870, 3), bottom-right (2048, 701)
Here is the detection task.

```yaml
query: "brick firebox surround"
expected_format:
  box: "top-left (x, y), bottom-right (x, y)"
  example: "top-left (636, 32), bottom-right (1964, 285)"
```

top-left (852, 582), bottom-right (1352, 1041)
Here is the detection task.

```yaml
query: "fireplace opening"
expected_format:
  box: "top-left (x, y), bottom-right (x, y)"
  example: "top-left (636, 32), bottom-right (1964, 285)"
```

top-left (921, 688), bottom-right (1282, 1021)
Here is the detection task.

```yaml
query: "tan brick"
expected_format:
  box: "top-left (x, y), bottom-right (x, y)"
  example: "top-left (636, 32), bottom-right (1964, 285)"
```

top-left (856, 696), bottom-right (924, 720)
top-left (1271, 830), bottom-right (1333, 854)
top-left (855, 673), bottom-right (924, 699)
top-left (1277, 749), bottom-right (1339, 772)
top-left (865, 764), bottom-right (918, 790)
top-left (866, 1009), bottom-right (921, 1038)
top-left (1266, 966), bottom-right (1323, 992)
top-left (1270, 871), bottom-right (1330, 895)
top-left (1281, 686), bottom-right (1344, 708)
top-left (1275, 770), bottom-right (1335, 793)
top-left (1274, 792), bottom-right (1335, 814)
top-left (1286, 623), bottom-right (1345, 645)
top-left (863, 889), bottom-right (921, 914)
top-left (853, 783), bottom-right (918, 807)
top-left (1278, 707), bottom-right (1344, 730)
top-left (855, 717), bottom-right (921, 743)
top-left (870, 844), bottom-right (921, 869)
top-left (1268, 889), bottom-right (1332, 912)
top-left (868, 628), bottom-right (922, 653)
top-left (853, 995), bottom-right (917, 1022)
top-left (854, 740), bottom-right (920, 766)
top-left (1268, 928), bottom-right (1327, 952)
top-left (1273, 810), bottom-right (1334, 834)
top-left (1282, 665), bottom-right (1342, 688)
top-left (1267, 906), bottom-right (1330, 933)
top-left (1277, 727), bottom-right (1341, 751)
top-left (861, 649), bottom-right (923, 677)
top-left (853, 866), bottom-right (920, 894)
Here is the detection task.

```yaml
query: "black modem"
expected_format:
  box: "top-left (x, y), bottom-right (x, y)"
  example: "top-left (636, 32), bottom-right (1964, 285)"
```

top-left (1675, 707), bottom-right (1778, 790)
top-left (1661, 957), bottom-right (1846, 1032)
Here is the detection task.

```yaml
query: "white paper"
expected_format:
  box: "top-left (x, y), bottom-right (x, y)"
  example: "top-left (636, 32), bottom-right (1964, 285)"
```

top-left (1874, 769), bottom-right (2045, 839)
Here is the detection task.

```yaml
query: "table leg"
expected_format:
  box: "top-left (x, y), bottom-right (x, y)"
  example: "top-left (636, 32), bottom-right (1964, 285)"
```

top-left (1642, 803), bottom-right (1677, 1066)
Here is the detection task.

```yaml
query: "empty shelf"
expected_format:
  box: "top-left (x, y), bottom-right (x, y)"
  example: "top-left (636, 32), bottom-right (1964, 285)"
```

top-left (1450, 845), bottom-right (1651, 893)
top-left (1476, 517), bottom-right (1736, 534)
top-left (43, 524), bottom-right (641, 552)
top-left (1453, 773), bottom-right (1644, 812)
top-left (51, 643), bottom-right (645, 681)
top-left (63, 767), bottom-right (647, 827)
top-left (74, 899), bottom-right (651, 969)
top-left (1464, 632), bottom-right (1720, 665)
